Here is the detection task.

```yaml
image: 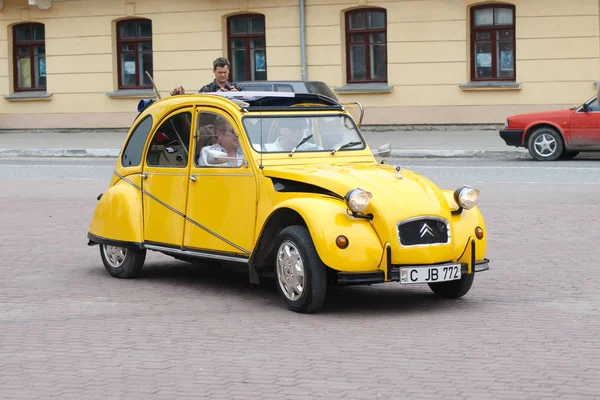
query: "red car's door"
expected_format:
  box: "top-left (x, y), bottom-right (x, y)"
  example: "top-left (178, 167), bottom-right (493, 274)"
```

top-left (569, 97), bottom-right (600, 148)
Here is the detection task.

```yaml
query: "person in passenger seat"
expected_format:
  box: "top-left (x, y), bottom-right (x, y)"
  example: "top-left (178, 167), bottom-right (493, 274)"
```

top-left (197, 117), bottom-right (244, 167)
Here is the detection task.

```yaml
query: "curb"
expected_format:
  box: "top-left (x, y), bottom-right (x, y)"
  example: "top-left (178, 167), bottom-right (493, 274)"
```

top-left (0, 148), bottom-right (528, 159)
top-left (389, 149), bottom-right (528, 158)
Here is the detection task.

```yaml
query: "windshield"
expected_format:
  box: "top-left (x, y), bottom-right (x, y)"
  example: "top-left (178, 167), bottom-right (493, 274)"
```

top-left (242, 114), bottom-right (366, 154)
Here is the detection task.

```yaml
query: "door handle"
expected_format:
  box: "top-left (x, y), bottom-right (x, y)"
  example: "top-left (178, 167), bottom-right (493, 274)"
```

top-left (189, 174), bottom-right (197, 182)
top-left (141, 173), bottom-right (148, 180)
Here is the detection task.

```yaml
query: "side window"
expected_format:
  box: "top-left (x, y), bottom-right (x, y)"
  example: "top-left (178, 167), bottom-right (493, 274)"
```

top-left (121, 116), bottom-right (153, 167)
top-left (146, 112), bottom-right (192, 168)
top-left (195, 112), bottom-right (245, 168)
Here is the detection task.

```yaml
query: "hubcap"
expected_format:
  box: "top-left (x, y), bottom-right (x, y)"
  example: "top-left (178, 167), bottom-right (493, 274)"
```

top-left (103, 245), bottom-right (128, 268)
top-left (533, 134), bottom-right (557, 157)
top-left (276, 241), bottom-right (305, 301)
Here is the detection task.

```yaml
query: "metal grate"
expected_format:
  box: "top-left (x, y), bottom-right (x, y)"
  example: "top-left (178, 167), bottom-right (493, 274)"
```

top-left (397, 218), bottom-right (450, 246)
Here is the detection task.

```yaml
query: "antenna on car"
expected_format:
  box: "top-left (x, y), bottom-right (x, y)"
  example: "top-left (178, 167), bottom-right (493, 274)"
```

top-left (145, 71), bottom-right (162, 100)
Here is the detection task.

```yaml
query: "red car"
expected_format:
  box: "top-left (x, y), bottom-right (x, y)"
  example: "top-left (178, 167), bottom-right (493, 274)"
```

top-left (500, 95), bottom-right (600, 161)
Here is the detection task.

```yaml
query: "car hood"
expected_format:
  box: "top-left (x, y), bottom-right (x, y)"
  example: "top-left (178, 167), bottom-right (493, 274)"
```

top-left (262, 163), bottom-right (451, 219)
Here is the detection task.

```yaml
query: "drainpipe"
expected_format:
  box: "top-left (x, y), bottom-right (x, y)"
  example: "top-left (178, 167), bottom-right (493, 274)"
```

top-left (299, 0), bottom-right (307, 80)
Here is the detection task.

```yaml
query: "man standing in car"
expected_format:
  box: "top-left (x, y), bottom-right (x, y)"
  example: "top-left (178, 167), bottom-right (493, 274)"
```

top-left (170, 57), bottom-right (243, 95)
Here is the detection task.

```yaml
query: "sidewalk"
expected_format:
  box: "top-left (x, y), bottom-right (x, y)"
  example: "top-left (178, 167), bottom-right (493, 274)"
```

top-left (0, 126), bottom-right (528, 158)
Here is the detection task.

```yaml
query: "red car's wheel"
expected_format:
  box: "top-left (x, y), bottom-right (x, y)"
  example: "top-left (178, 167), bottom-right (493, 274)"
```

top-left (527, 127), bottom-right (564, 161)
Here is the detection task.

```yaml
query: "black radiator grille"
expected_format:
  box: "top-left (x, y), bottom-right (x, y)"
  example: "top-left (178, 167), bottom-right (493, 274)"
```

top-left (398, 218), bottom-right (449, 246)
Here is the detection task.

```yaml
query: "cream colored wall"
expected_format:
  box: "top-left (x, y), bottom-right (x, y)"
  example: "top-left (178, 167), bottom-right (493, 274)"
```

top-left (0, 0), bottom-right (304, 128)
top-left (305, 0), bottom-right (600, 123)
top-left (0, 0), bottom-right (598, 128)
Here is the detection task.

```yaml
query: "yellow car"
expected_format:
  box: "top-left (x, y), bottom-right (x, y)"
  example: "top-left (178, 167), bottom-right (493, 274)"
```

top-left (87, 91), bottom-right (490, 314)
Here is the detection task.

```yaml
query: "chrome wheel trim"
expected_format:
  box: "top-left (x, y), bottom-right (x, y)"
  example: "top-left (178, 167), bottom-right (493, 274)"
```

top-left (276, 240), bottom-right (305, 302)
top-left (102, 245), bottom-right (128, 269)
top-left (533, 133), bottom-right (557, 157)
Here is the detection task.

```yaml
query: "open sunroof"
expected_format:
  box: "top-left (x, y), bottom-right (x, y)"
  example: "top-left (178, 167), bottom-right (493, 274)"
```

top-left (210, 91), bottom-right (344, 111)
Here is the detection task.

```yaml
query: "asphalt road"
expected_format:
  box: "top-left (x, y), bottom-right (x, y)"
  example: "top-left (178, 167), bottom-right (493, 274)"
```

top-left (1, 157), bottom-right (599, 399)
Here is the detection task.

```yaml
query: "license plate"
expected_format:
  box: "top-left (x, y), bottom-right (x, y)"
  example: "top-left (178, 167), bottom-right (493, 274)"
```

top-left (400, 264), bottom-right (461, 284)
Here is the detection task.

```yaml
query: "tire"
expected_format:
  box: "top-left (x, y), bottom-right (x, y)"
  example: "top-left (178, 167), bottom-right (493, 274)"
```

top-left (428, 272), bottom-right (474, 299)
top-left (560, 150), bottom-right (579, 160)
top-left (100, 244), bottom-right (146, 279)
top-left (527, 127), bottom-right (564, 161)
top-left (274, 225), bottom-right (327, 314)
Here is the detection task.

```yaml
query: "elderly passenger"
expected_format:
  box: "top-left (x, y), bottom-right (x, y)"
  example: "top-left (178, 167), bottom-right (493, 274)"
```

top-left (197, 117), bottom-right (244, 167)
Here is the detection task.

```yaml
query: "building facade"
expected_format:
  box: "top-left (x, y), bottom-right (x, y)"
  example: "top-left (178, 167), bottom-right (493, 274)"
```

top-left (0, 0), bottom-right (599, 129)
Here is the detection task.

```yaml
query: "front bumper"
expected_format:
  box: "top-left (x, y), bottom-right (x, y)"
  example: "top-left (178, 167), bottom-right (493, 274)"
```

top-left (499, 129), bottom-right (524, 147)
top-left (337, 259), bottom-right (490, 285)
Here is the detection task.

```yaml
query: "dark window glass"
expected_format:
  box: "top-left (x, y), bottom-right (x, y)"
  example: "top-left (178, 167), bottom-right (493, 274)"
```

top-left (471, 5), bottom-right (515, 81)
top-left (121, 116), bottom-right (153, 167)
top-left (345, 9), bottom-right (387, 83)
top-left (117, 19), bottom-right (153, 89)
top-left (12, 23), bottom-right (46, 91)
top-left (228, 14), bottom-right (267, 81)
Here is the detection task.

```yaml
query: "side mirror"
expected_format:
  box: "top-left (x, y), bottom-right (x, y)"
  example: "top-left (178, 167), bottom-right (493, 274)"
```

top-left (206, 149), bottom-right (229, 165)
top-left (373, 143), bottom-right (392, 158)
top-left (582, 103), bottom-right (590, 112)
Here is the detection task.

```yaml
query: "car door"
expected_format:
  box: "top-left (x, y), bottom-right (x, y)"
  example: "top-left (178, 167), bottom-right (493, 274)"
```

top-left (142, 107), bottom-right (194, 247)
top-left (569, 97), bottom-right (600, 148)
top-left (183, 109), bottom-right (257, 258)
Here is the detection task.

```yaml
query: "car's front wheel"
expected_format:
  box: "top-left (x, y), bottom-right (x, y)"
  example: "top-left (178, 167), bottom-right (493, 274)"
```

top-left (527, 127), bottom-right (564, 161)
top-left (274, 226), bottom-right (327, 314)
top-left (428, 272), bottom-right (474, 299)
top-left (100, 244), bottom-right (146, 278)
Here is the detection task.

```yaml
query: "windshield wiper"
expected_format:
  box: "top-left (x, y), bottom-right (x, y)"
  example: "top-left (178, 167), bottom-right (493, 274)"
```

top-left (289, 134), bottom-right (313, 156)
top-left (331, 141), bottom-right (362, 155)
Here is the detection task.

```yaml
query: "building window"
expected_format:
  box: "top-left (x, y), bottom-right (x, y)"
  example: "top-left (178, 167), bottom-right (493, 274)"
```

top-left (345, 8), bottom-right (387, 83)
top-left (227, 14), bottom-right (267, 82)
top-left (471, 5), bottom-right (515, 81)
top-left (13, 23), bottom-right (46, 92)
top-left (117, 19), bottom-right (153, 89)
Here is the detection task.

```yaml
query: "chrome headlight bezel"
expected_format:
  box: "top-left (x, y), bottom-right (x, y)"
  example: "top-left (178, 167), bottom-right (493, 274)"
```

top-left (344, 188), bottom-right (373, 213)
top-left (504, 119), bottom-right (509, 129)
top-left (454, 185), bottom-right (479, 210)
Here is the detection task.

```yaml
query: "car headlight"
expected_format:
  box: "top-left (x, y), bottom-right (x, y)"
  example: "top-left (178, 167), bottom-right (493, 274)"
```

top-left (345, 188), bottom-right (373, 213)
top-left (454, 186), bottom-right (479, 210)
top-left (504, 119), bottom-right (509, 129)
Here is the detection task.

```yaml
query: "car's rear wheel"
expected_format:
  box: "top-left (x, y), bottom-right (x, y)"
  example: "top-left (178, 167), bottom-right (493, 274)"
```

top-left (560, 150), bottom-right (579, 160)
top-left (428, 272), bottom-right (474, 299)
top-left (100, 244), bottom-right (146, 278)
top-left (527, 127), bottom-right (564, 161)
top-left (274, 226), bottom-right (327, 314)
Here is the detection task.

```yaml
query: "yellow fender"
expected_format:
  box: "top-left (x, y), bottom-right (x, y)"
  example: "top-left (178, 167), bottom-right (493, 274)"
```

top-left (443, 190), bottom-right (488, 265)
top-left (272, 197), bottom-right (384, 272)
top-left (88, 176), bottom-right (144, 244)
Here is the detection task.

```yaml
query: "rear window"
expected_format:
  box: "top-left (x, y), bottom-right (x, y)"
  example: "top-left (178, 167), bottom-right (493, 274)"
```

top-left (121, 115), bottom-right (153, 167)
